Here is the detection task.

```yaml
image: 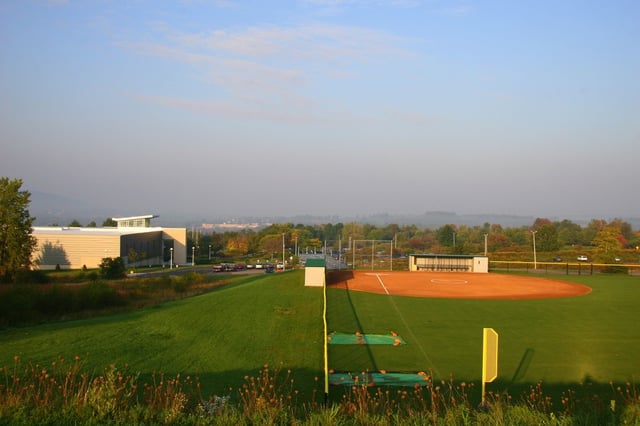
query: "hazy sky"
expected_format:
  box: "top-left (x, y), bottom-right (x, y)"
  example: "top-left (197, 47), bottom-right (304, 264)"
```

top-left (2, 0), bottom-right (639, 220)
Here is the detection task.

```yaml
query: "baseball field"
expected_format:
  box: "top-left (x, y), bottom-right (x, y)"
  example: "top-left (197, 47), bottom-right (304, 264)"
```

top-left (326, 270), bottom-right (639, 399)
top-left (0, 269), bottom-right (638, 405)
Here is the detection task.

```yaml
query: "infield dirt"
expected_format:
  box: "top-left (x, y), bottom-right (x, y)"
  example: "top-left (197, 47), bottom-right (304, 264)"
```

top-left (327, 270), bottom-right (592, 300)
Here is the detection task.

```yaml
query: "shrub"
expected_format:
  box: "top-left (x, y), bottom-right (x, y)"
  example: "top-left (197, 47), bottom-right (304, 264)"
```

top-left (78, 281), bottom-right (124, 310)
top-left (0, 285), bottom-right (39, 325)
top-left (602, 265), bottom-right (628, 274)
top-left (12, 269), bottom-right (50, 285)
top-left (34, 285), bottom-right (79, 315)
top-left (99, 257), bottom-right (126, 280)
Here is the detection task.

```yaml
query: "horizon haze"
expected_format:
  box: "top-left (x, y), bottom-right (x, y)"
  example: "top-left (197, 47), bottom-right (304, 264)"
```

top-left (2, 1), bottom-right (639, 222)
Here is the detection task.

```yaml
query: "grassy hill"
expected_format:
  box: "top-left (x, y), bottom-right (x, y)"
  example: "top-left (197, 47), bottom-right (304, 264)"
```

top-left (0, 271), bottom-right (324, 399)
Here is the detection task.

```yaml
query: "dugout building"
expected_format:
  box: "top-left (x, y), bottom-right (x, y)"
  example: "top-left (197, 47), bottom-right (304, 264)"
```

top-left (32, 215), bottom-right (187, 270)
top-left (409, 254), bottom-right (488, 273)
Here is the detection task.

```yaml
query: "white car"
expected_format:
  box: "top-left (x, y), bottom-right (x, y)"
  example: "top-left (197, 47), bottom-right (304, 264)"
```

top-left (577, 255), bottom-right (588, 262)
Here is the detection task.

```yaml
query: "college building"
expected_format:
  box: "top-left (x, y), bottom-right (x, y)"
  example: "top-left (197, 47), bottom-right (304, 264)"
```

top-left (32, 215), bottom-right (187, 270)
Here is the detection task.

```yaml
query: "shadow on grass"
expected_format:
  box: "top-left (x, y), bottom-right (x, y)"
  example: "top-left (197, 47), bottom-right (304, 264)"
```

top-left (511, 348), bottom-right (535, 383)
top-left (326, 271), bottom-right (379, 371)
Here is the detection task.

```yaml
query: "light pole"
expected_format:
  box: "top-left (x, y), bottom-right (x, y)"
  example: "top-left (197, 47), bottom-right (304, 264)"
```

top-left (282, 233), bottom-right (285, 271)
top-left (170, 248), bottom-right (173, 269)
top-left (192, 246), bottom-right (195, 267)
top-left (531, 230), bottom-right (538, 270)
top-left (208, 244), bottom-right (212, 261)
top-left (484, 234), bottom-right (488, 256)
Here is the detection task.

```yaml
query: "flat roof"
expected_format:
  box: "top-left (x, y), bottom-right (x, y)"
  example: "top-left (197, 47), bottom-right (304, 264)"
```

top-left (305, 258), bottom-right (326, 267)
top-left (32, 226), bottom-right (164, 236)
top-left (111, 214), bottom-right (158, 221)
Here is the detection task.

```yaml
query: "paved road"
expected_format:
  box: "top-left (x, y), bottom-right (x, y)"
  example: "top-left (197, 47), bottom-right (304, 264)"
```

top-left (127, 265), bottom-right (269, 278)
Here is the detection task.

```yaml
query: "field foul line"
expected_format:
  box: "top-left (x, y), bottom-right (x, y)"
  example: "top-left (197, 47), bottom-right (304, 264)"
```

top-left (375, 273), bottom-right (441, 377)
top-left (374, 274), bottom-right (390, 295)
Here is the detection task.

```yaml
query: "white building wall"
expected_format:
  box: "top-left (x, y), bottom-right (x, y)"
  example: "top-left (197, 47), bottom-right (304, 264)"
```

top-left (304, 266), bottom-right (326, 287)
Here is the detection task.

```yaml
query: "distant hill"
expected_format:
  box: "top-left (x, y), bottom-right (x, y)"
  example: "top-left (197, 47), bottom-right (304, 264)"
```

top-left (28, 191), bottom-right (640, 230)
top-left (29, 191), bottom-right (110, 226)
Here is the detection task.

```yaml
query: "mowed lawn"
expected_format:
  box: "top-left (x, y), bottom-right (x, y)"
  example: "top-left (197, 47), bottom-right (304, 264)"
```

top-left (0, 271), bottom-right (325, 398)
top-left (327, 273), bottom-right (640, 397)
top-left (1, 270), bottom-right (639, 403)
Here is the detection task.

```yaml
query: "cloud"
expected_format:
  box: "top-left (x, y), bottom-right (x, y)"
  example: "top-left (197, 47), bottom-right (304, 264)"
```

top-left (179, 0), bottom-right (236, 6)
top-left (174, 24), bottom-right (409, 62)
top-left (302, 0), bottom-right (423, 6)
top-left (441, 5), bottom-right (471, 16)
top-left (39, 0), bottom-right (69, 5)
top-left (119, 22), bottom-right (415, 121)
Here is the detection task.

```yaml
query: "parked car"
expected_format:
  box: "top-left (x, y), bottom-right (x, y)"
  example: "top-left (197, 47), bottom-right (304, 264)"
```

top-left (552, 256), bottom-right (562, 262)
top-left (212, 264), bottom-right (224, 272)
top-left (265, 265), bottom-right (275, 273)
top-left (577, 255), bottom-right (588, 262)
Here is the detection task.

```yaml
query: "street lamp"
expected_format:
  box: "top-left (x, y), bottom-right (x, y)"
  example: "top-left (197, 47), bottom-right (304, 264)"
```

top-left (531, 230), bottom-right (538, 270)
top-left (192, 246), bottom-right (195, 267)
top-left (208, 244), bottom-right (212, 261)
top-left (170, 248), bottom-right (173, 269)
top-left (484, 234), bottom-right (488, 256)
top-left (282, 233), bottom-right (286, 271)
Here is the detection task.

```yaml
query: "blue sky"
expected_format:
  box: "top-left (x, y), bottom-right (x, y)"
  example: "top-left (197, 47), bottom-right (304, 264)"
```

top-left (1, 0), bottom-right (639, 221)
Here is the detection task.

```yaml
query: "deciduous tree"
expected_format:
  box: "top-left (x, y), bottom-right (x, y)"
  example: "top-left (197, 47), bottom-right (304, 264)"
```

top-left (0, 177), bottom-right (37, 281)
top-left (592, 226), bottom-right (622, 263)
top-left (102, 218), bottom-right (117, 227)
top-left (536, 224), bottom-right (560, 252)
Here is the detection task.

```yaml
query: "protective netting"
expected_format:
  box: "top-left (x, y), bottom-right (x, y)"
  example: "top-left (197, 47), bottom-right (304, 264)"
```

top-left (327, 331), bottom-right (406, 345)
top-left (329, 371), bottom-right (431, 387)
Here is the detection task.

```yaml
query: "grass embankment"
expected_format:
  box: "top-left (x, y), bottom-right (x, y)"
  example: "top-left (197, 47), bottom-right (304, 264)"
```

top-left (0, 271), bottom-right (324, 398)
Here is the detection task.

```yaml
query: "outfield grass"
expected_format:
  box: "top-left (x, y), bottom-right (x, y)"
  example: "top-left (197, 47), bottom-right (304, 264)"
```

top-left (0, 271), bottom-right (324, 399)
top-left (327, 273), bottom-right (640, 401)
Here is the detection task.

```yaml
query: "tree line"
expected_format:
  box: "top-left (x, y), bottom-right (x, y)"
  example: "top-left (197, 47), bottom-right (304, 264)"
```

top-left (186, 217), bottom-right (639, 265)
top-left (2, 176), bottom-right (639, 283)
